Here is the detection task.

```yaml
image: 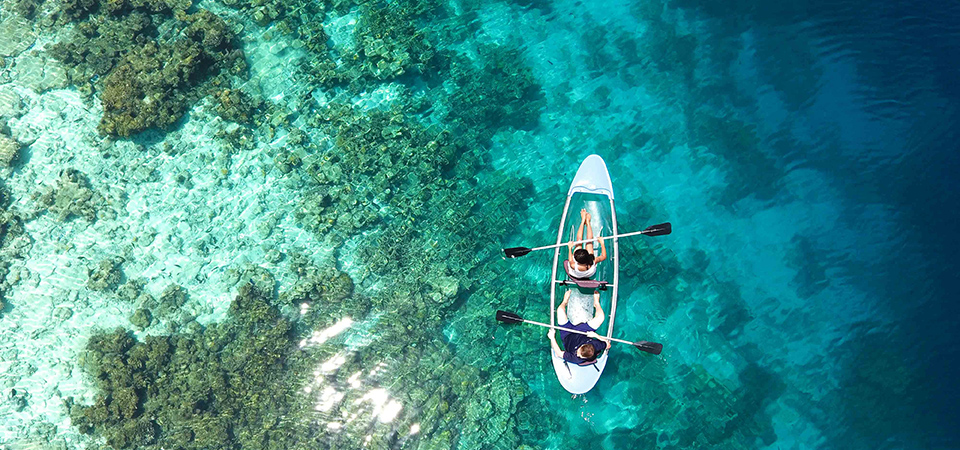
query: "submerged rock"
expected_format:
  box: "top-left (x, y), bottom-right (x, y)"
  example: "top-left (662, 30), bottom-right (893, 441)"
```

top-left (434, 276), bottom-right (459, 299)
top-left (0, 133), bottom-right (19, 168)
top-left (54, 306), bottom-right (74, 321)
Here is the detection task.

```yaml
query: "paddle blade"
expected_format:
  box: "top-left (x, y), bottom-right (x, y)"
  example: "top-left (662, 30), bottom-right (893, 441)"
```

top-left (634, 341), bottom-right (663, 355)
top-left (643, 222), bottom-right (672, 237)
top-left (496, 310), bottom-right (524, 324)
top-left (503, 247), bottom-right (533, 258)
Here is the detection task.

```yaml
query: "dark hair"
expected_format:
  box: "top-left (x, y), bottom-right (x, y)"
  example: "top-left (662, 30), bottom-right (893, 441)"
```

top-left (573, 249), bottom-right (595, 266)
top-left (579, 343), bottom-right (596, 360)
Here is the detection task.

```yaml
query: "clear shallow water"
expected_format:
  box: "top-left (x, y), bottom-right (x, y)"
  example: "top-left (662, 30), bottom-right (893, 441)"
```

top-left (1, 0), bottom-right (959, 448)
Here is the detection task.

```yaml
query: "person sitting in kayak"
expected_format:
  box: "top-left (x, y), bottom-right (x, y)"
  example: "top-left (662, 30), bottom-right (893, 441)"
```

top-left (546, 290), bottom-right (612, 365)
top-left (567, 209), bottom-right (607, 279)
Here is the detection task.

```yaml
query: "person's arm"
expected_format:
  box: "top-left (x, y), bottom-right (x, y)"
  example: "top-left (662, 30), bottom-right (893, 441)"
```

top-left (595, 235), bottom-right (607, 263)
top-left (587, 291), bottom-right (604, 330)
top-left (547, 329), bottom-right (564, 359)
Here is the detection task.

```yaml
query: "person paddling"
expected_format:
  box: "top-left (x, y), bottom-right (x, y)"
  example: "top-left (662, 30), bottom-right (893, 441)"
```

top-left (566, 209), bottom-right (607, 279)
top-left (547, 290), bottom-right (611, 365)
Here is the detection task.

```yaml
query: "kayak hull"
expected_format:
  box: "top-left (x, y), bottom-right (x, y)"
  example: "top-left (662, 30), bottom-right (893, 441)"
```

top-left (549, 155), bottom-right (620, 394)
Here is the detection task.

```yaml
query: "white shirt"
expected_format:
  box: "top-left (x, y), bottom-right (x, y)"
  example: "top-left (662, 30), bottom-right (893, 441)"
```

top-left (567, 262), bottom-right (597, 279)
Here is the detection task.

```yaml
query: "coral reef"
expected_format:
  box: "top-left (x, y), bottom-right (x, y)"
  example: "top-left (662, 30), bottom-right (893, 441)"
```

top-left (349, 1), bottom-right (438, 81)
top-left (443, 47), bottom-right (545, 142)
top-left (95, 41), bottom-right (200, 136)
top-left (291, 0), bottom-right (445, 90)
top-left (14, 0), bottom-right (42, 19)
top-left (687, 111), bottom-right (783, 206)
top-left (47, 13), bottom-right (157, 82)
top-left (457, 372), bottom-right (526, 449)
top-left (67, 284), bottom-right (315, 450)
top-left (116, 278), bottom-right (146, 301)
top-left (287, 88), bottom-right (539, 445)
top-left (221, 0), bottom-right (422, 89)
top-left (282, 267), bottom-right (363, 328)
top-left (157, 283), bottom-right (187, 316)
top-left (212, 88), bottom-right (262, 124)
top-left (58, 0), bottom-right (188, 23)
top-left (87, 258), bottom-right (125, 291)
top-left (36, 168), bottom-right (110, 222)
top-left (50, 1), bottom-right (247, 136)
top-left (129, 308), bottom-right (152, 330)
top-left (0, 183), bottom-right (26, 318)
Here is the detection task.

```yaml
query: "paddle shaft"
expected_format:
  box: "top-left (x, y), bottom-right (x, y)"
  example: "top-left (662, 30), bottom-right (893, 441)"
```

top-left (520, 317), bottom-right (635, 347)
top-left (528, 228), bottom-right (658, 253)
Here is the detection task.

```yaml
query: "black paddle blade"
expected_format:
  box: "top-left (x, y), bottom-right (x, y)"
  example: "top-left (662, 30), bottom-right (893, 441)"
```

top-left (496, 310), bottom-right (524, 324)
top-left (634, 341), bottom-right (663, 355)
top-left (644, 222), bottom-right (672, 237)
top-left (503, 247), bottom-right (533, 258)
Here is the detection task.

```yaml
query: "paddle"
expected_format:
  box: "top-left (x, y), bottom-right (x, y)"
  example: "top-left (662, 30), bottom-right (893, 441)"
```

top-left (503, 222), bottom-right (672, 258)
top-left (496, 310), bottom-right (663, 355)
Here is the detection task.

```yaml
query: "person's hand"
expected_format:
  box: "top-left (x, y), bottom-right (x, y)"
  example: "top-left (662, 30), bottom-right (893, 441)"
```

top-left (547, 329), bottom-right (556, 340)
top-left (587, 331), bottom-right (610, 342)
top-left (593, 291), bottom-right (601, 303)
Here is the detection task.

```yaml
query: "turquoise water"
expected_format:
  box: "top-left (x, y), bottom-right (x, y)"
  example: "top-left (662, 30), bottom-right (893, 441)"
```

top-left (1, 0), bottom-right (959, 448)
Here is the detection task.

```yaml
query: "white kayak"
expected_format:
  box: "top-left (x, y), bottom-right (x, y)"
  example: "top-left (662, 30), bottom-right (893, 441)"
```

top-left (549, 154), bottom-right (620, 394)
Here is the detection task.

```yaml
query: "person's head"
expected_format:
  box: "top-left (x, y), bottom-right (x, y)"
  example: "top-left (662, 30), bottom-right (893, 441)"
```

top-left (576, 343), bottom-right (596, 360)
top-left (574, 249), bottom-right (595, 267)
